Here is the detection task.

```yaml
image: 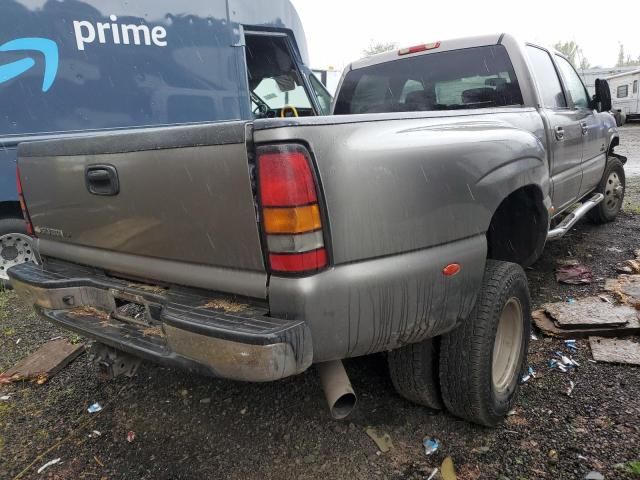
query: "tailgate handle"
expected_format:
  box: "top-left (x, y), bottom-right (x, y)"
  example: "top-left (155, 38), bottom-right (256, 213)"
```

top-left (86, 165), bottom-right (119, 196)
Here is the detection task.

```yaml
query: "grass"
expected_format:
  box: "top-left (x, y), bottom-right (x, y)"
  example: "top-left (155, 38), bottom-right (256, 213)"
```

top-left (629, 461), bottom-right (640, 476)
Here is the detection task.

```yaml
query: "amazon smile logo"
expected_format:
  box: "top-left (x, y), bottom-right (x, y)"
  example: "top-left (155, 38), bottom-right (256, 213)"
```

top-left (0, 37), bottom-right (59, 92)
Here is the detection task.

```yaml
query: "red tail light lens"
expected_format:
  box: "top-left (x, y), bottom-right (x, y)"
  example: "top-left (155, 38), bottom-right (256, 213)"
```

top-left (16, 167), bottom-right (34, 236)
top-left (258, 149), bottom-right (318, 207)
top-left (257, 144), bottom-right (327, 274)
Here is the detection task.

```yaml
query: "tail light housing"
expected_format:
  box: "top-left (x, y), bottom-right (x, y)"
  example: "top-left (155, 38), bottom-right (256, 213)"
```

top-left (16, 167), bottom-right (34, 236)
top-left (257, 144), bottom-right (328, 274)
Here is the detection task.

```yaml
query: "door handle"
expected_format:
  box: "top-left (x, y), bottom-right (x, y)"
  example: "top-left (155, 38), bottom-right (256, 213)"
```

top-left (554, 126), bottom-right (565, 141)
top-left (85, 164), bottom-right (119, 196)
top-left (581, 122), bottom-right (588, 135)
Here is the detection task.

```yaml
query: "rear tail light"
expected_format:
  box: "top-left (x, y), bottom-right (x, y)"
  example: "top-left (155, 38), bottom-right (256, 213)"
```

top-left (257, 144), bottom-right (327, 274)
top-left (16, 167), bottom-right (34, 236)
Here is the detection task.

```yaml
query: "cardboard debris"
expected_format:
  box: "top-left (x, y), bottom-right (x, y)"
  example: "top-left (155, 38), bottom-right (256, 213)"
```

top-left (532, 309), bottom-right (640, 338)
top-left (605, 275), bottom-right (640, 306)
top-left (589, 337), bottom-right (640, 365)
top-left (616, 259), bottom-right (640, 274)
top-left (542, 297), bottom-right (634, 327)
top-left (0, 339), bottom-right (84, 384)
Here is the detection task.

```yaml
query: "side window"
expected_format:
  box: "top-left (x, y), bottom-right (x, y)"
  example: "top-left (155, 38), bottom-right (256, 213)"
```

top-left (525, 46), bottom-right (567, 108)
top-left (634, 80), bottom-right (638, 94)
top-left (309, 74), bottom-right (333, 115)
top-left (555, 56), bottom-right (590, 109)
top-left (618, 85), bottom-right (629, 98)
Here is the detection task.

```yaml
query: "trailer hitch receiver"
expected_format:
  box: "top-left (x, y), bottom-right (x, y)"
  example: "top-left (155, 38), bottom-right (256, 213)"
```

top-left (89, 342), bottom-right (141, 380)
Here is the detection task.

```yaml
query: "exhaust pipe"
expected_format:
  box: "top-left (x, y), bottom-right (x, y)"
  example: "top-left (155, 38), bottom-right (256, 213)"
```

top-left (317, 360), bottom-right (357, 420)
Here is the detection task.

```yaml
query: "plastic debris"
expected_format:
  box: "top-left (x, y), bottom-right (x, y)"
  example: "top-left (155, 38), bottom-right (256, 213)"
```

top-left (555, 263), bottom-right (593, 285)
top-left (365, 427), bottom-right (394, 453)
top-left (426, 468), bottom-right (439, 480)
top-left (126, 431), bottom-right (136, 443)
top-left (567, 298), bottom-right (576, 303)
top-left (564, 339), bottom-right (577, 351)
top-left (507, 409), bottom-right (517, 416)
top-left (0, 395), bottom-right (10, 401)
top-left (520, 366), bottom-right (536, 383)
top-left (566, 380), bottom-right (576, 397)
top-left (37, 458), bottom-right (61, 474)
top-left (577, 454), bottom-right (588, 461)
top-left (87, 402), bottom-right (103, 413)
top-left (88, 430), bottom-right (101, 438)
top-left (16, 338), bottom-right (21, 344)
top-left (423, 438), bottom-right (440, 456)
top-left (585, 471), bottom-right (605, 480)
top-left (530, 332), bottom-right (538, 341)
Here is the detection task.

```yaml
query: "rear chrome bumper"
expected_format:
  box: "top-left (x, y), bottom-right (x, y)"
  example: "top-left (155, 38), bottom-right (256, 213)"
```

top-left (9, 260), bottom-right (312, 382)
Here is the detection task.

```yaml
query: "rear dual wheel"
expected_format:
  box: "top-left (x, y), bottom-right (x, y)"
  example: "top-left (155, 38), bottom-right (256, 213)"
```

top-left (388, 260), bottom-right (531, 426)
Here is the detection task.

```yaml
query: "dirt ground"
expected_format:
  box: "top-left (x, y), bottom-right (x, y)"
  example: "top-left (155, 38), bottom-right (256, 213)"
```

top-left (2, 127), bottom-right (640, 480)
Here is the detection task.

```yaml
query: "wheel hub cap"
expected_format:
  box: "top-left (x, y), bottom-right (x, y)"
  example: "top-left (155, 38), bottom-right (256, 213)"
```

top-left (492, 297), bottom-right (523, 393)
top-left (0, 234), bottom-right (37, 281)
top-left (604, 171), bottom-right (623, 212)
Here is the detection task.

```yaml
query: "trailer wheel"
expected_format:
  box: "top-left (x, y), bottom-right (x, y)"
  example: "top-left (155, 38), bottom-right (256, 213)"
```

top-left (588, 157), bottom-right (625, 224)
top-left (0, 217), bottom-right (33, 289)
top-left (439, 260), bottom-right (530, 426)
top-left (388, 337), bottom-right (443, 410)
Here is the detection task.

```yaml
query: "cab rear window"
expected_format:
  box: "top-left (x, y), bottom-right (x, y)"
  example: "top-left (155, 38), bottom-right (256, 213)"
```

top-left (334, 45), bottom-right (523, 114)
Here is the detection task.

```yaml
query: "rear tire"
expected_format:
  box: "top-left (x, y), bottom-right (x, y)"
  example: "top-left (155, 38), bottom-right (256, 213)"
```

top-left (439, 260), bottom-right (530, 426)
top-left (0, 217), bottom-right (30, 289)
top-left (587, 157), bottom-right (625, 224)
top-left (388, 338), bottom-right (443, 410)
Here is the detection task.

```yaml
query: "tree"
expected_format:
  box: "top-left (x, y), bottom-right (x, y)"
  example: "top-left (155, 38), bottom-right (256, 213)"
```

top-left (554, 41), bottom-right (580, 65)
top-left (362, 41), bottom-right (397, 57)
top-left (616, 44), bottom-right (640, 67)
top-left (579, 56), bottom-right (591, 70)
top-left (616, 44), bottom-right (626, 67)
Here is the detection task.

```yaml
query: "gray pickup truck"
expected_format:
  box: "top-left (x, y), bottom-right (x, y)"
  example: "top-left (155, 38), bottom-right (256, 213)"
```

top-left (10, 33), bottom-right (625, 426)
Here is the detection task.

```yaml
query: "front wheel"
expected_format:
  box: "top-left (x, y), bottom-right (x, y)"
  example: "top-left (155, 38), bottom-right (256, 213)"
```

top-left (439, 260), bottom-right (531, 426)
top-left (588, 157), bottom-right (625, 224)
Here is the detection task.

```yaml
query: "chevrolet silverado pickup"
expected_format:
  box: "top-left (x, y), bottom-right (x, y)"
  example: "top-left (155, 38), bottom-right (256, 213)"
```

top-left (10, 32), bottom-right (625, 426)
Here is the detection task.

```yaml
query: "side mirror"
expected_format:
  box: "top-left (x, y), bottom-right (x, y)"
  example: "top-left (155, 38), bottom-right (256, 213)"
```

top-left (593, 78), bottom-right (612, 112)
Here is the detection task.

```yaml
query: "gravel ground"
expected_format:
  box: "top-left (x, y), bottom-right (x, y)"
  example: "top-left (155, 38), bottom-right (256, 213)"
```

top-left (1, 126), bottom-right (640, 480)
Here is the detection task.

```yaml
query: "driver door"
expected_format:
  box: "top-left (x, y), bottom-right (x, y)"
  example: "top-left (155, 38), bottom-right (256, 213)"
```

top-left (554, 55), bottom-right (608, 197)
top-left (526, 45), bottom-right (583, 212)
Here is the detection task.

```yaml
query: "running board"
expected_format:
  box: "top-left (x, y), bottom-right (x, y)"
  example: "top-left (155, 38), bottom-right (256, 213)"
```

top-left (547, 193), bottom-right (604, 241)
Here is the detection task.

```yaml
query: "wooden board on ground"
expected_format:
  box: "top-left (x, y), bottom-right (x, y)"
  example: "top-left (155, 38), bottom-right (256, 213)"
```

top-left (542, 296), bottom-right (637, 327)
top-left (532, 310), bottom-right (640, 338)
top-left (0, 339), bottom-right (84, 384)
top-left (589, 336), bottom-right (640, 365)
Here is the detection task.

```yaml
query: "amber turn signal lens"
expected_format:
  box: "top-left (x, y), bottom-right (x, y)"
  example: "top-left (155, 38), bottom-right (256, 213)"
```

top-left (263, 205), bottom-right (322, 234)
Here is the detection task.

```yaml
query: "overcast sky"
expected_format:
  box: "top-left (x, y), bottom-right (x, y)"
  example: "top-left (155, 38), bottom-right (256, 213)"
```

top-left (291, 0), bottom-right (640, 71)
